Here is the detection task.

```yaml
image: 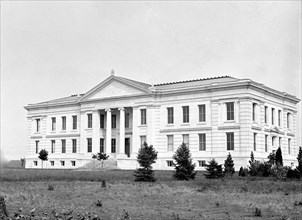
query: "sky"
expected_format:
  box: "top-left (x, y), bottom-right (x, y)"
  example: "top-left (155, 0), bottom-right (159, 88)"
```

top-left (1, 1), bottom-right (301, 161)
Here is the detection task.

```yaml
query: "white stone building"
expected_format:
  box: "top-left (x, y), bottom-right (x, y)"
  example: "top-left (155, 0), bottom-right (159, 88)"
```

top-left (24, 72), bottom-right (300, 170)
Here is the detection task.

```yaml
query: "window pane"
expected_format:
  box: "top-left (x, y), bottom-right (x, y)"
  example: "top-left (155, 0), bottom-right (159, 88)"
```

top-left (199, 134), bottom-right (206, 151)
top-left (51, 140), bottom-right (55, 153)
top-left (265, 135), bottom-right (268, 152)
top-left (62, 116), bottom-right (66, 130)
top-left (35, 141), bottom-right (39, 154)
top-left (87, 138), bottom-right (92, 152)
top-left (167, 107), bottom-right (174, 124)
top-left (199, 105), bottom-right (206, 122)
top-left (52, 117), bottom-right (56, 131)
top-left (167, 135), bottom-right (173, 151)
top-left (141, 109), bottom-right (146, 125)
top-left (36, 119), bottom-right (40, 132)
top-left (111, 139), bottom-right (116, 153)
top-left (100, 114), bottom-right (105, 129)
top-left (72, 116), bottom-right (77, 130)
top-left (87, 114), bottom-right (92, 128)
top-left (125, 113), bottom-right (130, 128)
top-left (253, 133), bottom-right (257, 151)
top-left (62, 140), bottom-right (66, 153)
top-left (112, 115), bottom-right (116, 129)
top-left (100, 139), bottom-right (104, 153)
top-left (264, 106), bottom-right (268, 123)
top-left (271, 108), bottom-right (275, 125)
top-left (183, 134), bottom-right (189, 147)
top-left (226, 102), bottom-right (234, 120)
top-left (140, 136), bottom-right (146, 146)
top-left (72, 139), bottom-right (77, 153)
top-left (226, 133), bottom-right (234, 150)
top-left (182, 106), bottom-right (189, 123)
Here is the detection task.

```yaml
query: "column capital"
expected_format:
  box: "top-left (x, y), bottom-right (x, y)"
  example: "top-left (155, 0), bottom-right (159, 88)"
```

top-left (118, 107), bottom-right (125, 111)
top-left (105, 108), bottom-right (111, 112)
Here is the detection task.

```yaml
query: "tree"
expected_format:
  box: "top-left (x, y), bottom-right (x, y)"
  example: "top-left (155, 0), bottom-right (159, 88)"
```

top-left (275, 147), bottom-right (283, 166)
top-left (249, 151), bottom-right (255, 165)
top-left (38, 149), bottom-right (48, 169)
top-left (297, 147), bottom-right (302, 174)
top-left (224, 153), bottom-right (235, 176)
top-left (172, 143), bottom-right (196, 180)
top-left (20, 158), bottom-right (26, 168)
top-left (204, 159), bottom-right (224, 179)
top-left (134, 142), bottom-right (158, 182)
top-left (92, 152), bottom-right (109, 169)
top-left (267, 151), bottom-right (276, 165)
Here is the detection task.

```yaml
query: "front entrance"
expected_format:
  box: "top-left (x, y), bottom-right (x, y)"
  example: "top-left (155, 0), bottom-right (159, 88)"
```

top-left (125, 138), bottom-right (130, 157)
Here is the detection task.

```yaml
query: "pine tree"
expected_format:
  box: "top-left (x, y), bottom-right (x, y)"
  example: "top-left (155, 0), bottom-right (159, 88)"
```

top-left (249, 151), bottom-right (255, 165)
top-left (204, 159), bottom-right (224, 179)
top-left (134, 142), bottom-right (158, 182)
top-left (224, 153), bottom-right (235, 176)
top-left (172, 143), bottom-right (196, 180)
top-left (275, 147), bottom-right (283, 166)
top-left (38, 149), bottom-right (48, 169)
top-left (297, 147), bottom-right (302, 173)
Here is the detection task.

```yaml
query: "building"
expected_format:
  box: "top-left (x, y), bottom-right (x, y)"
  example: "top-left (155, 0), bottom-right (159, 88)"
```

top-left (24, 72), bottom-right (300, 169)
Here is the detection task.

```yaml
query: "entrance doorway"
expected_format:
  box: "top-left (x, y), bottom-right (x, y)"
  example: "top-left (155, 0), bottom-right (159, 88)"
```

top-left (125, 138), bottom-right (130, 157)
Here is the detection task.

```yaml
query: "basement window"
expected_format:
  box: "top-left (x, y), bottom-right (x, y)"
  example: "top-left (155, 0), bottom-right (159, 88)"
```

top-left (166, 160), bottom-right (174, 167)
top-left (33, 161), bottom-right (38, 166)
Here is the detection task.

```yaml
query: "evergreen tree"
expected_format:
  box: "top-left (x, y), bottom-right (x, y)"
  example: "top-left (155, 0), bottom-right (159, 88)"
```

top-left (267, 151), bottom-right (276, 165)
top-left (172, 143), bottom-right (196, 180)
top-left (297, 147), bottom-right (302, 173)
top-left (92, 152), bottom-right (109, 169)
top-left (275, 147), bottom-right (283, 166)
top-left (204, 159), bottom-right (224, 179)
top-left (249, 151), bottom-right (255, 165)
top-left (224, 153), bottom-right (235, 176)
top-left (134, 142), bottom-right (158, 182)
top-left (38, 149), bottom-right (48, 169)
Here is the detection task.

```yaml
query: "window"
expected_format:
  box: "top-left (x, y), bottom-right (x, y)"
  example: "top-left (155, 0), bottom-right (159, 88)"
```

top-left (62, 140), bottom-right (66, 153)
top-left (87, 138), bottom-right (92, 153)
top-left (71, 161), bottom-right (76, 166)
top-left (264, 106), bottom-right (268, 123)
top-left (265, 135), bottom-right (268, 152)
top-left (33, 161), bottom-right (38, 166)
top-left (72, 139), bottom-right (77, 153)
top-left (287, 113), bottom-right (292, 129)
top-left (35, 141), bottom-right (39, 154)
top-left (279, 137), bottom-right (282, 148)
top-left (199, 134), bottom-right (206, 151)
top-left (182, 106), bottom-right (189, 123)
top-left (87, 114), bottom-right (92, 128)
top-left (72, 116), bottom-right (77, 130)
top-left (288, 139), bottom-right (291, 154)
top-left (198, 105), bottom-right (206, 122)
top-left (111, 139), bottom-right (116, 153)
top-left (167, 107), bottom-right (174, 124)
top-left (198, 160), bottom-right (206, 167)
top-left (278, 110), bottom-right (281, 126)
top-left (125, 113), bottom-right (130, 128)
top-left (271, 108), bottom-right (275, 125)
top-left (140, 136), bottom-right (146, 146)
top-left (141, 109), bottom-right (147, 125)
top-left (252, 103), bottom-right (256, 121)
top-left (167, 135), bottom-right (174, 151)
top-left (50, 161), bottom-right (54, 166)
top-left (183, 134), bottom-right (189, 147)
top-left (62, 116), bottom-right (66, 130)
top-left (226, 132), bottom-right (234, 150)
top-left (51, 117), bottom-right (56, 131)
top-left (112, 115), bottom-right (117, 129)
top-left (100, 114), bottom-right (105, 129)
top-left (51, 140), bottom-right (55, 153)
top-left (226, 102), bottom-right (234, 120)
top-left (60, 161), bottom-right (65, 166)
top-left (272, 136), bottom-right (276, 147)
top-left (100, 138), bottom-right (104, 153)
top-left (253, 133), bottom-right (257, 151)
top-left (167, 160), bottom-right (173, 167)
top-left (36, 119), bottom-right (40, 132)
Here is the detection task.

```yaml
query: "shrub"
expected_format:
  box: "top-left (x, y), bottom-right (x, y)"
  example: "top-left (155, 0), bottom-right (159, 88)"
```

top-left (204, 159), bottom-right (224, 179)
top-left (133, 142), bottom-right (158, 182)
top-left (172, 143), bottom-right (196, 180)
top-left (238, 167), bottom-right (249, 177)
top-left (286, 168), bottom-right (301, 179)
top-left (224, 153), bottom-right (235, 176)
top-left (267, 151), bottom-right (276, 165)
top-left (271, 165), bottom-right (289, 180)
top-left (276, 147), bottom-right (283, 166)
top-left (249, 160), bottom-right (272, 177)
top-left (297, 147), bottom-right (302, 174)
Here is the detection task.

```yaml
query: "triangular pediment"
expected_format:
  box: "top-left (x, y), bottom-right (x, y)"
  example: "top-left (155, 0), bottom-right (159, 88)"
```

top-left (79, 76), bottom-right (151, 102)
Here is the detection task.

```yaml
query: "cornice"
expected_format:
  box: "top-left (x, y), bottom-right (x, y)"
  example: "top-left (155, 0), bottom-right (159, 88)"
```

top-left (160, 127), bottom-right (212, 133)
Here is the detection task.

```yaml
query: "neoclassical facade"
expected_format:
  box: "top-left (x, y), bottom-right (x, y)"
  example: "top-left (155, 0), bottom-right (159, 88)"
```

top-left (25, 72), bottom-right (300, 169)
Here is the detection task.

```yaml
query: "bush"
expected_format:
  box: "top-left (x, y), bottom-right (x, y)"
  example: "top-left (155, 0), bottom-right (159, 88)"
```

top-left (133, 142), bottom-right (158, 182)
top-left (224, 153), bottom-right (235, 176)
top-left (238, 167), bottom-right (249, 177)
top-left (204, 159), bottom-right (224, 179)
top-left (286, 168), bottom-right (301, 179)
top-left (249, 160), bottom-right (272, 177)
top-left (271, 165), bottom-right (289, 180)
top-left (172, 143), bottom-right (196, 180)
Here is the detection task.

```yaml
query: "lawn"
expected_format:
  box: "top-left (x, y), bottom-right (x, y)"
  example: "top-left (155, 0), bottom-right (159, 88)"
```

top-left (1, 168), bottom-right (302, 219)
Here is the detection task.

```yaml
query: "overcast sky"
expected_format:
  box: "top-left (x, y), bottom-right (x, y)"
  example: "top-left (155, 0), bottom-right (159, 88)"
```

top-left (1, 1), bottom-right (301, 160)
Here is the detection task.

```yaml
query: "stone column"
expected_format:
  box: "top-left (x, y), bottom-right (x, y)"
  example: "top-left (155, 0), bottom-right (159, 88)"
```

top-left (105, 109), bottom-right (112, 154)
top-left (132, 107), bottom-right (139, 154)
top-left (119, 107), bottom-right (125, 154)
top-left (92, 110), bottom-right (100, 153)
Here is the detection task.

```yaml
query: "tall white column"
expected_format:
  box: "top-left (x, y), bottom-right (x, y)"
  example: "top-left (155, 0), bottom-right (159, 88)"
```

top-left (132, 107), bottom-right (139, 154)
top-left (105, 109), bottom-right (112, 154)
top-left (119, 107), bottom-right (125, 154)
top-left (92, 110), bottom-right (100, 153)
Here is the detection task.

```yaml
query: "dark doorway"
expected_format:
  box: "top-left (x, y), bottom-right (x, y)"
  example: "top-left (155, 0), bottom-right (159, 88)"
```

top-left (125, 138), bottom-right (130, 157)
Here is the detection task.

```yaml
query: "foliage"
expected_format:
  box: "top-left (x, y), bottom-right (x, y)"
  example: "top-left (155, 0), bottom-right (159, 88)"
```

top-left (238, 167), bottom-right (249, 177)
top-left (133, 142), bottom-right (158, 182)
top-left (286, 168), bottom-right (301, 180)
top-left (249, 160), bottom-right (272, 177)
top-left (224, 153), bottom-right (235, 176)
top-left (297, 147), bottom-right (302, 174)
top-left (172, 143), bottom-right (196, 180)
top-left (92, 152), bottom-right (109, 168)
top-left (249, 151), bottom-right (255, 164)
top-left (275, 147), bottom-right (283, 166)
top-left (38, 149), bottom-right (48, 169)
top-left (267, 151), bottom-right (276, 165)
top-left (204, 159), bottom-right (224, 179)
top-left (20, 158), bottom-right (26, 168)
top-left (271, 165), bottom-right (289, 180)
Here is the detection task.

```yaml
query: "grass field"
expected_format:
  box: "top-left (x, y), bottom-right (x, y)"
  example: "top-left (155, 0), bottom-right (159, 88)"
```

top-left (1, 168), bottom-right (302, 219)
